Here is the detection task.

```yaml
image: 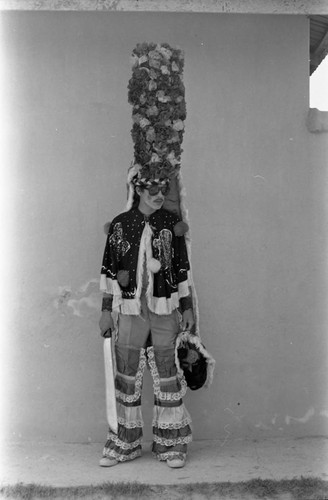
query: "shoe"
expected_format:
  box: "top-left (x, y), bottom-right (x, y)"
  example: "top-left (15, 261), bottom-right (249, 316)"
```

top-left (99, 457), bottom-right (118, 467)
top-left (167, 456), bottom-right (186, 468)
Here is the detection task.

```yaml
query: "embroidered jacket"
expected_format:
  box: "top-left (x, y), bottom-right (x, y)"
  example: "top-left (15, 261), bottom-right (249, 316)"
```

top-left (100, 207), bottom-right (191, 315)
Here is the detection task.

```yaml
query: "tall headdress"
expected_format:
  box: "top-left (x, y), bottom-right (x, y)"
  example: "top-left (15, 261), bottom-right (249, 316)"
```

top-left (125, 42), bottom-right (201, 339)
top-left (126, 42), bottom-right (186, 214)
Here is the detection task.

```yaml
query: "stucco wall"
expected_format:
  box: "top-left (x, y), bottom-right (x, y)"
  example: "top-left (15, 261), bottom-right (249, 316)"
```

top-left (1, 12), bottom-right (328, 443)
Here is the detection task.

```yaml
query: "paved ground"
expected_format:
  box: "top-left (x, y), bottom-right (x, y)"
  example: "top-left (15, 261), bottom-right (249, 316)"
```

top-left (1, 437), bottom-right (327, 488)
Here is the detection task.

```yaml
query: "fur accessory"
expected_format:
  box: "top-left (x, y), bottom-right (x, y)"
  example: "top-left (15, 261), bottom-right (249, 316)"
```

top-left (175, 331), bottom-right (215, 390)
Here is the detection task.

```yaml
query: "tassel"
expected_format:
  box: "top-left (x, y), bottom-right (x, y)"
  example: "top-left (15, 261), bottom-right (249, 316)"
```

top-left (144, 222), bottom-right (161, 274)
top-left (103, 221), bottom-right (112, 234)
top-left (148, 257), bottom-right (161, 273)
top-left (174, 221), bottom-right (189, 236)
top-left (117, 270), bottom-right (130, 288)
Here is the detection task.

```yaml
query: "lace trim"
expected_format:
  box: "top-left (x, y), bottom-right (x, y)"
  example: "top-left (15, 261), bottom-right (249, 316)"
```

top-left (153, 434), bottom-right (192, 446)
top-left (147, 347), bottom-right (187, 401)
top-left (115, 348), bottom-right (146, 403)
top-left (117, 417), bottom-right (143, 429)
top-left (152, 417), bottom-right (191, 430)
top-left (103, 448), bottom-right (141, 462)
top-left (154, 451), bottom-right (187, 462)
top-left (106, 431), bottom-right (143, 450)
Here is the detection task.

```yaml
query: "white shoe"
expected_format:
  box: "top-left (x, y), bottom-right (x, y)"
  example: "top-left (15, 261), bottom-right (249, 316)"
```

top-left (99, 457), bottom-right (118, 467)
top-left (167, 456), bottom-right (186, 468)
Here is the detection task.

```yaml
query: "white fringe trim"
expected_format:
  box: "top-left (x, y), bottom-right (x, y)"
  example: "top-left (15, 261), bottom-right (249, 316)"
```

top-left (125, 182), bottom-right (135, 212)
top-left (100, 275), bottom-right (123, 311)
top-left (119, 292), bottom-right (186, 316)
top-left (100, 275), bottom-right (121, 296)
top-left (178, 278), bottom-right (190, 298)
top-left (125, 163), bottom-right (139, 212)
top-left (117, 286), bottom-right (189, 316)
top-left (136, 222), bottom-right (149, 294)
top-left (146, 292), bottom-right (180, 315)
top-left (175, 331), bottom-right (216, 388)
top-left (176, 172), bottom-right (201, 338)
top-left (119, 298), bottom-right (141, 315)
top-left (176, 172), bottom-right (189, 224)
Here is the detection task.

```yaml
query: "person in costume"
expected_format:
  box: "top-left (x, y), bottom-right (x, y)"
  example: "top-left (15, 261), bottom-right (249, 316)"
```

top-left (99, 173), bottom-right (195, 469)
top-left (97, 42), bottom-right (209, 469)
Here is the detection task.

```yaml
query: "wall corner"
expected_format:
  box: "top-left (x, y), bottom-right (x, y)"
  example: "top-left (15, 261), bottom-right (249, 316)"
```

top-left (307, 108), bottom-right (328, 133)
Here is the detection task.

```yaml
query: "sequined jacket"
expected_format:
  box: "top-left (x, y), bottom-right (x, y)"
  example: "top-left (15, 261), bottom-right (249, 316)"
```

top-left (100, 207), bottom-right (191, 315)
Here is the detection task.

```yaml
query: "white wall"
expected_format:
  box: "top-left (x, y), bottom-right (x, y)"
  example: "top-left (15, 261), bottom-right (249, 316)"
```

top-left (2, 12), bottom-right (328, 443)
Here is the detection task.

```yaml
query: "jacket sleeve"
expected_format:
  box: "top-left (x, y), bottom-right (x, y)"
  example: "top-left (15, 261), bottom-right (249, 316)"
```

top-left (171, 216), bottom-right (191, 297)
top-left (100, 222), bottom-right (119, 294)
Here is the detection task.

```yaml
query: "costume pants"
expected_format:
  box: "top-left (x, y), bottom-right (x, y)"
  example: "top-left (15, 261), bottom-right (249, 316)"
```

top-left (102, 296), bottom-right (192, 462)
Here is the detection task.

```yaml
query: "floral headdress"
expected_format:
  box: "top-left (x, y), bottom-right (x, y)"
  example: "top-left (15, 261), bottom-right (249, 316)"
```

top-left (121, 43), bottom-right (206, 350)
top-left (126, 42), bottom-right (186, 194)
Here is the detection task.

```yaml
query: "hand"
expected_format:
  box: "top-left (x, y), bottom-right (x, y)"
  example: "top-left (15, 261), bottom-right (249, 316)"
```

top-left (99, 311), bottom-right (114, 338)
top-left (181, 309), bottom-right (195, 332)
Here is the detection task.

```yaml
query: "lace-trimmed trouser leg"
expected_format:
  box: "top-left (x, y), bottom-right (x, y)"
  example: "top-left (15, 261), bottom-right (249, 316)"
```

top-left (102, 297), bottom-right (192, 462)
top-left (146, 308), bottom-right (192, 461)
top-left (102, 343), bottom-right (146, 462)
top-left (147, 344), bottom-right (192, 461)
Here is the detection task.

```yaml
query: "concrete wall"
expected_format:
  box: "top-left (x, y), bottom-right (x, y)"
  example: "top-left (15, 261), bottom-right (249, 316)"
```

top-left (1, 12), bottom-right (328, 443)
